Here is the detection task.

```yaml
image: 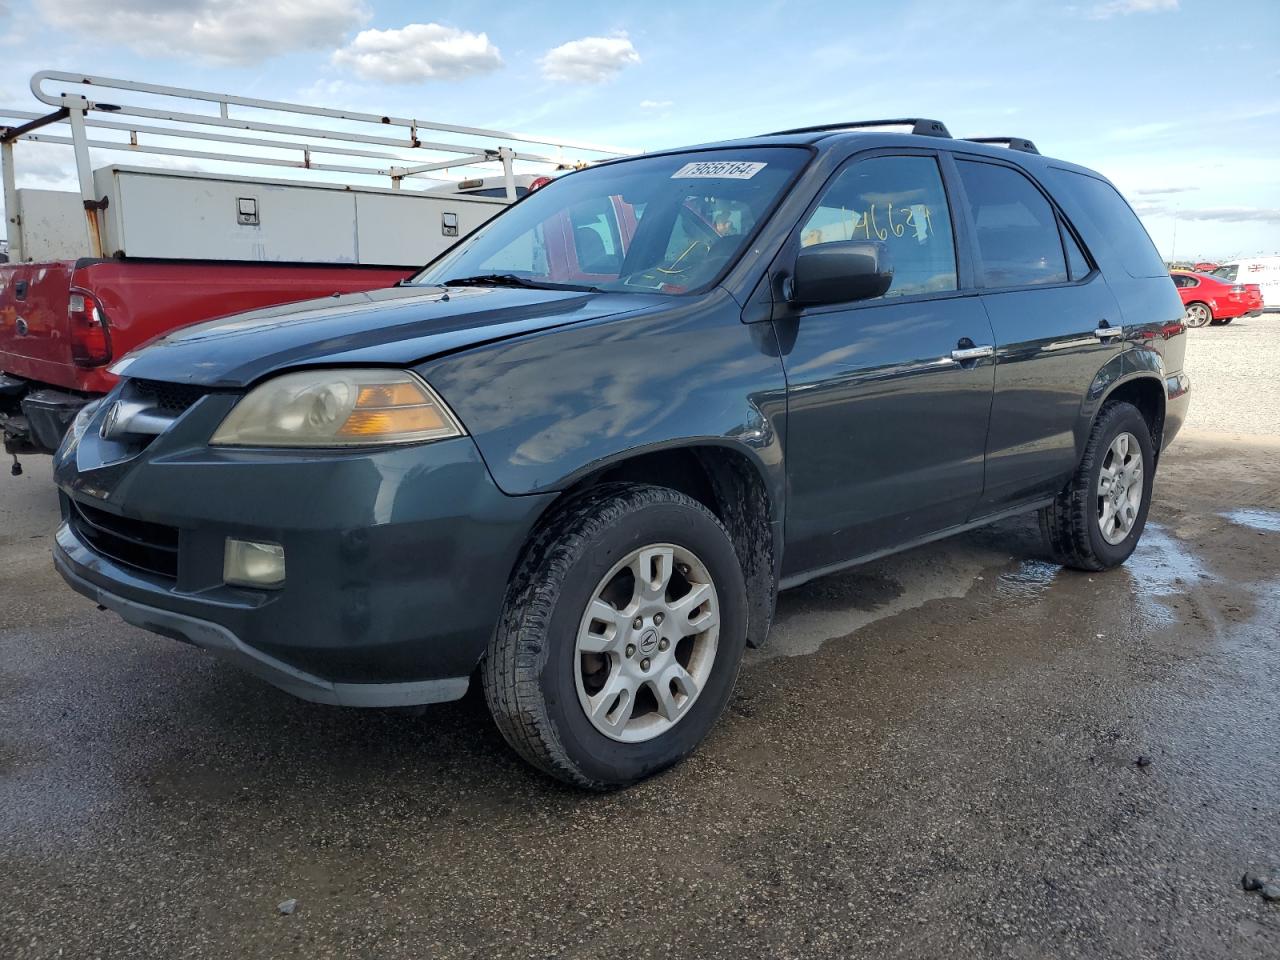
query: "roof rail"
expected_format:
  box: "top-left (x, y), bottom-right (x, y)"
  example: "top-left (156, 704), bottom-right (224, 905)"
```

top-left (964, 136), bottom-right (1040, 155)
top-left (766, 118), bottom-right (952, 139)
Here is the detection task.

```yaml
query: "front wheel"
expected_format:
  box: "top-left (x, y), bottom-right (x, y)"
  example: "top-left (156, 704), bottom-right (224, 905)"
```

top-left (1184, 302), bottom-right (1213, 327)
top-left (484, 483), bottom-right (748, 789)
top-left (1040, 401), bottom-right (1155, 571)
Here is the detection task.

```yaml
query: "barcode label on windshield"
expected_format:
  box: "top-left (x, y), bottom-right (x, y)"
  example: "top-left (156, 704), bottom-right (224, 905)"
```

top-left (671, 161), bottom-right (767, 179)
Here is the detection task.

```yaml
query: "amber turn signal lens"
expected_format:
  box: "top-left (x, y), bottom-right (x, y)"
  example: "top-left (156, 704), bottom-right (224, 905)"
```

top-left (338, 405), bottom-right (449, 437)
top-left (355, 382), bottom-right (429, 408)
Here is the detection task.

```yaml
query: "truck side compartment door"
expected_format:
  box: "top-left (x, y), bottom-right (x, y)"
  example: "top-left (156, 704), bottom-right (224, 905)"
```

top-left (949, 156), bottom-right (1125, 514)
top-left (775, 152), bottom-right (996, 579)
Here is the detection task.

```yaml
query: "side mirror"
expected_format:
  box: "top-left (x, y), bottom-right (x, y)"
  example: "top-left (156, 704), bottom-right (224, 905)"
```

top-left (790, 240), bottom-right (893, 306)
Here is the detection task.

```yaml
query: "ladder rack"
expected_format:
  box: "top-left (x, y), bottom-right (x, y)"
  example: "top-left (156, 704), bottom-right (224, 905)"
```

top-left (1, 70), bottom-right (637, 260)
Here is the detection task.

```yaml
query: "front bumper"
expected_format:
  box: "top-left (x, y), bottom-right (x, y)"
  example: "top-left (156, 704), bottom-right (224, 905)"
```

top-left (54, 535), bottom-right (469, 707)
top-left (52, 390), bottom-right (554, 705)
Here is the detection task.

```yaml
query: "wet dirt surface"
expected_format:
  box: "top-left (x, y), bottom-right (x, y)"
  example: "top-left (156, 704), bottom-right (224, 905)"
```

top-left (2, 431), bottom-right (1279, 958)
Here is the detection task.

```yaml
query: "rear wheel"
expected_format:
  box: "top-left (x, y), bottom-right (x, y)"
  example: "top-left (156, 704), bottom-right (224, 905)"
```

top-left (483, 483), bottom-right (748, 789)
top-left (1040, 401), bottom-right (1155, 571)
top-left (1184, 302), bottom-right (1212, 327)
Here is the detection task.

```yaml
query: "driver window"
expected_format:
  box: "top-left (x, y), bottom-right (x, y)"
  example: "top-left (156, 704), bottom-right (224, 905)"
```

top-left (800, 155), bottom-right (958, 299)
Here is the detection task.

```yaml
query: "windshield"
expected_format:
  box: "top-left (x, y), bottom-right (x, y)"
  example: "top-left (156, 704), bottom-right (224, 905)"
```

top-left (1210, 264), bottom-right (1237, 281)
top-left (414, 147), bottom-right (809, 295)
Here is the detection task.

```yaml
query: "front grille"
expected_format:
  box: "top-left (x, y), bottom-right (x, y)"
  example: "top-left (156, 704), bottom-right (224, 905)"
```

top-left (129, 379), bottom-right (210, 414)
top-left (69, 499), bottom-right (179, 579)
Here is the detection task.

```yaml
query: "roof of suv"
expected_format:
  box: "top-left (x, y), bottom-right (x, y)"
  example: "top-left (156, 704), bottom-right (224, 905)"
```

top-left (584, 118), bottom-right (1107, 184)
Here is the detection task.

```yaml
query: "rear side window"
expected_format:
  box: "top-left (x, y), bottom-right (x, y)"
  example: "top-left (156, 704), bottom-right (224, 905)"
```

top-left (1063, 226), bottom-right (1092, 280)
top-left (1048, 170), bottom-right (1167, 278)
top-left (956, 160), bottom-right (1068, 288)
top-left (799, 154), bottom-right (958, 299)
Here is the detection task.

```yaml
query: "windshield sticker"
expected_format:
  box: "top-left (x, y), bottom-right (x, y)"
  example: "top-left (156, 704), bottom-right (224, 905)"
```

top-left (671, 160), bottom-right (767, 180)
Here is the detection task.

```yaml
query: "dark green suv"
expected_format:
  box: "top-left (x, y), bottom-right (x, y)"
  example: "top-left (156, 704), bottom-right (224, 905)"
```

top-left (53, 119), bottom-right (1189, 787)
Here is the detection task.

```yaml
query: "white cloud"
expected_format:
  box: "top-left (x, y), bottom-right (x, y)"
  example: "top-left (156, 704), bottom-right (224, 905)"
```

top-left (640, 99), bottom-right (673, 110)
top-left (1131, 185), bottom-right (1196, 196)
top-left (1087, 0), bottom-right (1178, 20)
top-left (1175, 208), bottom-right (1280, 224)
top-left (540, 35), bottom-right (640, 83)
top-left (41, 0), bottom-right (369, 65)
top-left (332, 23), bottom-right (503, 83)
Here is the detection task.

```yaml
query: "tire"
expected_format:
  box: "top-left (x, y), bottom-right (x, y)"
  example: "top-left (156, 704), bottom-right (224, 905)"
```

top-left (483, 482), bottom-right (749, 789)
top-left (1184, 301), bottom-right (1213, 327)
top-left (1039, 401), bottom-right (1155, 572)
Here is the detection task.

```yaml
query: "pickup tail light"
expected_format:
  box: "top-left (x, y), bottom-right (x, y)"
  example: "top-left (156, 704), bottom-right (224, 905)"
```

top-left (68, 288), bottom-right (113, 367)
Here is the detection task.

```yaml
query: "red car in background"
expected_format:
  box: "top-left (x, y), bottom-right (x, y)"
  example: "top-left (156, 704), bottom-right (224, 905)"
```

top-left (1170, 270), bottom-right (1264, 327)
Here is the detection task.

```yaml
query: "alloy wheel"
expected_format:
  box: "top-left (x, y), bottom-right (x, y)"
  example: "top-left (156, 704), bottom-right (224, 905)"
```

top-left (574, 543), bottom-right (720, 743)
top-left (1097, 432), bottom-right (1144, 545)
top-left (1185, 303), bottom-right (1211, 327)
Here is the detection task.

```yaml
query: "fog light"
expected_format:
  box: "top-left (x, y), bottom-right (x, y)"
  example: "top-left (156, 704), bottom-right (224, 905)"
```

top-left (223, 538), bottom-right (286, 588)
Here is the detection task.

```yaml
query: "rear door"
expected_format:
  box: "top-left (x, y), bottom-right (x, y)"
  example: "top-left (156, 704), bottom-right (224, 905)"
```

top-left (777, 151), bottom-right (996, 578)
top-left (950, 157), bottom-right (1124, 513)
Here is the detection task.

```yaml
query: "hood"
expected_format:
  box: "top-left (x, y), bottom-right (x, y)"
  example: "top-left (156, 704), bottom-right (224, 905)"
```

top-left (113, 283), bottom-right (668, 388)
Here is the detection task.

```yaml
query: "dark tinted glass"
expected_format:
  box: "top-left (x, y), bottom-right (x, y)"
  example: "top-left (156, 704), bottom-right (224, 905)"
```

top-left (1062, 224), bottom-right (1092, 279)
top-left (800, 155), bottom-right (957, 299)
top-left (1048, 170), bottom-right (1168, 278)
top-left (957, 160), bottom-right (1067, 287)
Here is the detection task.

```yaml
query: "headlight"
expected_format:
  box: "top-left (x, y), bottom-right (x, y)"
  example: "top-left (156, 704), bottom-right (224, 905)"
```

top-left (210, 369), bottom-right (464, 447)
top-left (69, 399), bottom-right (102, 443)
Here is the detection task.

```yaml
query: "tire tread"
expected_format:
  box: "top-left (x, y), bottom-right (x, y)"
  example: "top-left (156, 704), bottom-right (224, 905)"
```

top-left (1039, 401), bottom-right (1148, 572)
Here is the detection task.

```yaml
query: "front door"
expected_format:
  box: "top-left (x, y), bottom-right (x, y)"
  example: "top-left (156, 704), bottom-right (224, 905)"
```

top-left (777, 152), bottom-right (996, 579)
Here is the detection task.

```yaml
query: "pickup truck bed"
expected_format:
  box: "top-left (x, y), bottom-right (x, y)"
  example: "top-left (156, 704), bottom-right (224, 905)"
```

top-left (1, 259), bottom-right (411, 456)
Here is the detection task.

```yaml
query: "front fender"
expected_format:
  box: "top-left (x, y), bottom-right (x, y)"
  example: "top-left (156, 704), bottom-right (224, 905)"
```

top-left (416, 288), bottom-right (789, 509)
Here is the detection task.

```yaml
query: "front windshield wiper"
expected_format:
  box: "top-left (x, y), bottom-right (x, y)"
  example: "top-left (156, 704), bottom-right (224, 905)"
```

top-left (440, 274), bottom-right (601, 293)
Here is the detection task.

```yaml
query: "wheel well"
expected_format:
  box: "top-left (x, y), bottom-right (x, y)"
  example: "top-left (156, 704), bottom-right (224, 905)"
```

top-left (1103, 377), bottom-right (1165, 456)
top-left (557, 446), bottom-right (777, 648)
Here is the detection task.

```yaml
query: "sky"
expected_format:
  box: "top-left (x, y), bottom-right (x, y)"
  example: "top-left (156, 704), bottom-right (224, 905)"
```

top-left (1, 0), bottom-right (1277, 261)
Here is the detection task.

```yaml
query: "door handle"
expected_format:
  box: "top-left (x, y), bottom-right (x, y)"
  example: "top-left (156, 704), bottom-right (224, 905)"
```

top-left (1094, 323), bottom-right (1124, 340)
top-left (951, 344), bottom-right (994, 362)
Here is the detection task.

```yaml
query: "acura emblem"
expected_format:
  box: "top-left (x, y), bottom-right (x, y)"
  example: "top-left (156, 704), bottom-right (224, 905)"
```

top-left (99, 400), bottom-right (122, 440)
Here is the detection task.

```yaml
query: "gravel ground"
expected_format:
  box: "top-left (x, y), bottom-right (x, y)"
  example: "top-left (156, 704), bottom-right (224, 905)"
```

top-left (1, 324), bottom-right (1278, 959)
top-left (1181, 313), bottom-right (1280, 437)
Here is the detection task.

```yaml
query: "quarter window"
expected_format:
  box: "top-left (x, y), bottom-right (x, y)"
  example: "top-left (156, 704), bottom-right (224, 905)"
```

top-left (799, 155), bottom-right (957, 300)
top-left (956, 160), bottom-right (1068, 288)
top-left (1047, 170), bottom-right (1168, 279)
top-left (1062, 224), bottom-right (1092, 280)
